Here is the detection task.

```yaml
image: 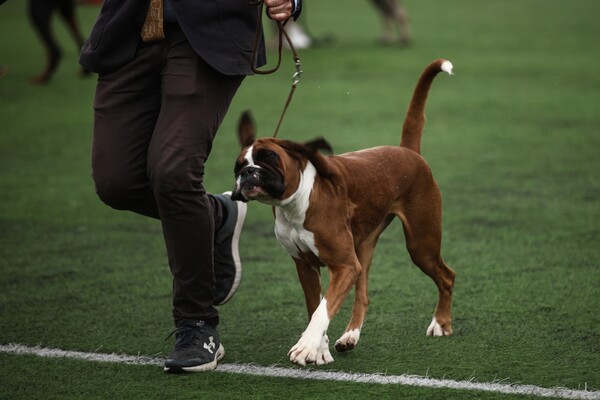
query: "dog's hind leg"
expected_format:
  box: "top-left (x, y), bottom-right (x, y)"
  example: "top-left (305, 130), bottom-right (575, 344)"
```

top-left (421, 255), bottom-right (454, 337)
top-left (334, 242), bottom-right (375, 352)
top-left (398, 196), bottom-right (455, 336)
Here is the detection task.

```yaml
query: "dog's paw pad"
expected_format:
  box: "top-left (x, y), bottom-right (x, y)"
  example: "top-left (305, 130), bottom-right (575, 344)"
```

top-left (334, 341), bottom-right (354, 352)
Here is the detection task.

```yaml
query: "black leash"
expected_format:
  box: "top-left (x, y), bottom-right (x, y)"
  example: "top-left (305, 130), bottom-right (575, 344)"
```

top-left (249, 0), bottom-right (303, 138)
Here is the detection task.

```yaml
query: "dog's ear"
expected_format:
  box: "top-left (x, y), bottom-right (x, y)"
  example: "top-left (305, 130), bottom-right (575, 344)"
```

top-left (237, 110), bottom-right (256, 148)
top-left (304, 138), bottom-right (334, 178)
top-left (279, 137), bottom-right (333, 156)
top-left (303, 138), bottom-right (333, 156)
top-left (279, 137), bottom-right (335, 178)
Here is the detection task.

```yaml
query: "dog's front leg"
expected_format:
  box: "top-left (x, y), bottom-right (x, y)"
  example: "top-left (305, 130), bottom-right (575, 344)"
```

top-left (289, 260), bottom-right (333, 366)
top-left (294, 260), bottom-right (323, 320)
top-left (289, 262), bottom-right (358, 366)
top-left (288, 299), bottom-right (334, 366)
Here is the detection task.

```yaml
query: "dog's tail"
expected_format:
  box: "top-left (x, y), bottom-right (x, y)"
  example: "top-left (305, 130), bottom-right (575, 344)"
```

top-left (400, 59), bottom-right (453, 154)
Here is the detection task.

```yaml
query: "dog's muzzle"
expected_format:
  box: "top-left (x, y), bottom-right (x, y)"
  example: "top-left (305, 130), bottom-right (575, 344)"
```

top-left (232, 166), bottom-right (262, 202)
top-left (240, 166), bottom-right (260, 181)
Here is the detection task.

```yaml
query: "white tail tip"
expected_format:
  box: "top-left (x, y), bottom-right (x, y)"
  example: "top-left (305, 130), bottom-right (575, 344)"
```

top-left (441, 60), bottom-right (454, 75)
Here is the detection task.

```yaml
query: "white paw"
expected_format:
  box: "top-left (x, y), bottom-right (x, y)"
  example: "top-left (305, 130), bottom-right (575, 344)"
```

top-left (334, 328), bottom-right (361, 352)
top-left (289, 334), bottom-right (334, 366)
top-left (426, 316), bottom-right (452, 336)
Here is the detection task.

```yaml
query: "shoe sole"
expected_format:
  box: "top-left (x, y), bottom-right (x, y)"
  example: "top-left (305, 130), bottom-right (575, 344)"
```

top-left (163, 344), bottom-right (225, 373)
top-left (216, 192), bottom-right (246, 305)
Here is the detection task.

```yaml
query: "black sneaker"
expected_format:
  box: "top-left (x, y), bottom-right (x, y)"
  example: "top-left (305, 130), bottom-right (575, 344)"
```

top-left (213, 191), bottom-right (246, 305)
top-left (164, 320), bottom-right (224, 373)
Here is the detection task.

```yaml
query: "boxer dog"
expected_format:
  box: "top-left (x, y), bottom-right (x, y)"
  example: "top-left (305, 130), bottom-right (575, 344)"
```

top-left (232, 59), bottom-right (456, 366)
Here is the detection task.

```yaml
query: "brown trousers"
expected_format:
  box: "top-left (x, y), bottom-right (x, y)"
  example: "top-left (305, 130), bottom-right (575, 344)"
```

top-left (92, 23), bottom-right (244, 326)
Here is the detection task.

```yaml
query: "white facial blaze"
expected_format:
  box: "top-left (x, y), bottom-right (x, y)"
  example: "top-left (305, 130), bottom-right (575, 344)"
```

top-left (243, 145), bottom-right (259, 168)
top-left (237, 145), bottom-right (263, 194)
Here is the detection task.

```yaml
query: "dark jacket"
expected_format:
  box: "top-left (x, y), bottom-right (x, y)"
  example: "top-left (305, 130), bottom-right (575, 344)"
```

top-left (79, 0), bottom-right (267, 76)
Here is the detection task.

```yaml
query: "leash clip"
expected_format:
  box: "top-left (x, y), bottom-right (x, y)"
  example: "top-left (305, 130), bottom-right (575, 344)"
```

top-left (292, 59), bottom-right (303, 86)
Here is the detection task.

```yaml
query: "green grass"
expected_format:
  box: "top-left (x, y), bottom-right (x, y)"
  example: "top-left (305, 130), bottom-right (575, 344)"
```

top-left (1, 0), bottom-right (599, 399)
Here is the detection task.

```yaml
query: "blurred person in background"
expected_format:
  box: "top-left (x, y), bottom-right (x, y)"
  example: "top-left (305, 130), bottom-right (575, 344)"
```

top-left (272, 0), bottom-right (410, 49)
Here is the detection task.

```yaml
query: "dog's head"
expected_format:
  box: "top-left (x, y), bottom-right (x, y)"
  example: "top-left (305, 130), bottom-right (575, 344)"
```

top-left (231, 111), bottom-right (333, 204)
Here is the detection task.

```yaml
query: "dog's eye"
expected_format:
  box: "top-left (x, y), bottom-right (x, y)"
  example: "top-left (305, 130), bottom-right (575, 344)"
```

top-left (234, 161), bottom-right (246, 175)
top-left (257, 149), bottom-right (279, 163)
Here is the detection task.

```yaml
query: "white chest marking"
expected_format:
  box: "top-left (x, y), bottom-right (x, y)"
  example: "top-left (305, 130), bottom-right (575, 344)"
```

top-left (274, 162), bottom-right (319, 259)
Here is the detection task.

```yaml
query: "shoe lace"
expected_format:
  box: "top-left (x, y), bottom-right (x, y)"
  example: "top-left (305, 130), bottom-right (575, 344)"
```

top-left (165, 320), bottom-right (205, 350)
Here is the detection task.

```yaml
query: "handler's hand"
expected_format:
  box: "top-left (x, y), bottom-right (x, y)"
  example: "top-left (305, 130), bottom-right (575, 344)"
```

top-left (265, 0), bottom-right (293, 21)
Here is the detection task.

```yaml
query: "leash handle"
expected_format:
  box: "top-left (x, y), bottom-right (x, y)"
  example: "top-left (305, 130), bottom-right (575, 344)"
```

top-left (249, 0), bottom-right (303, 138)
top-left (250, 2), bottom-right (283, 75)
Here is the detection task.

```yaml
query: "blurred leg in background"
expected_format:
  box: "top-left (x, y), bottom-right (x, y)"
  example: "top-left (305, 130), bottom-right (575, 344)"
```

top-left (269, 0), bottom-right (411, 49)
top-left (28, 0), bottom-right (89, 84)
top-left (370, 0), bottom-right (411, 46)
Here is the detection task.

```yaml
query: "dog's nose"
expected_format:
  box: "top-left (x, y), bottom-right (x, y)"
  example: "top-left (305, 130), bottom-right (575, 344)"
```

top-left (241, 166), bottom-right (258, 179)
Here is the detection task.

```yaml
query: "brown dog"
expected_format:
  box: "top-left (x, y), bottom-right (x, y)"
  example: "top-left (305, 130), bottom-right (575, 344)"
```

top-left (232, 59), bottom-right (456, 366)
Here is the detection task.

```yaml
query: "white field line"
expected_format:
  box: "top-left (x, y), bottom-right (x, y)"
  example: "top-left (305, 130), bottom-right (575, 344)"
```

top-left (1, 343), bottom-right (598, 400)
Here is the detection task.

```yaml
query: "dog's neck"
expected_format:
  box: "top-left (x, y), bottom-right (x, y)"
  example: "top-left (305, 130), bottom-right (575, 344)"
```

top-left (271, 161), bottom-right (316, 217)
top-left (273, 161), bottom-right (319, 259)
